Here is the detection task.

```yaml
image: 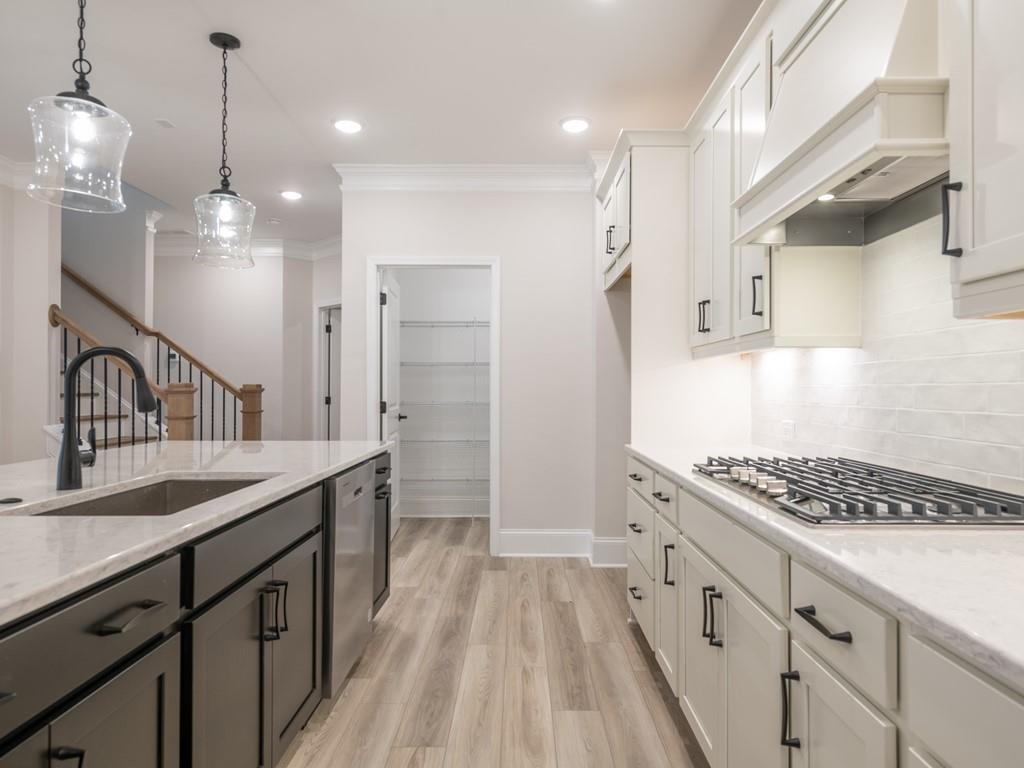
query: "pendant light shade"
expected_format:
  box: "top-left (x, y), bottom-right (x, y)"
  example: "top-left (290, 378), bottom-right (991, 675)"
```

top-left (27, 0), bottom-right (131, 213)
top-left (194, 33), bottom-right (255, 269)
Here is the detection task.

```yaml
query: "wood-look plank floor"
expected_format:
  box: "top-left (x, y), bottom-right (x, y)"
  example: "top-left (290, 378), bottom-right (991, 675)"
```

top-left (281, 517), bottom-right (709, 768)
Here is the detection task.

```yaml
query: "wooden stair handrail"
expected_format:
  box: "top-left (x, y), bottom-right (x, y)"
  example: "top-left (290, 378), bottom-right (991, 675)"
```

top-left (49, 304), bottom-right (168, 402)
top-left (62, 264), bottom-right (244, 399)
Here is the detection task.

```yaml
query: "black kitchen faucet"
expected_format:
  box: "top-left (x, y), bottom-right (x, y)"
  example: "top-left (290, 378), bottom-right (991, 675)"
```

top-left (58, 347), bottom-right (158, 490)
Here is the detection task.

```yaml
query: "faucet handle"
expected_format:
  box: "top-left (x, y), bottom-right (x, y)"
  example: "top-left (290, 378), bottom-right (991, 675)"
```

top-left (80, 427), bottom-right (97, 468)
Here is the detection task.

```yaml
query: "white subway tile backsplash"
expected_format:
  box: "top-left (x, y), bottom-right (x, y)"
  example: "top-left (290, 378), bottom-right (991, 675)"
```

top-left (751, 216), bottom-right (1024, 489)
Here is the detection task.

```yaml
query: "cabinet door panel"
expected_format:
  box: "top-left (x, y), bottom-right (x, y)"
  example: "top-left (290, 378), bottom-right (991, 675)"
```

top-left (271, 534), bottom-right (323, 765)
top-left (653, 515), bottom-right (678, 694)
top-left (188, 566), bottom-right (273, 768)
top-left (0, 730), bottom-right (48, 768)
top-left (691, 133), bottom-right (713, 346)
top-left (736, 245), bottom-right (770, 337)
top-left (615, 155), bottom-right (631, 255)
top-left (789, 640), bottom-right (896, 768)
top-left (724, 581), bottom-right (788, 768)
top-left (49, 636), bottom-right (179, 768)
top-left (708, 96), bottom-right (734, 345)
top-left (678, 538), bottom-right (726, 767)
top-left (949, 0), bottom-right (1024, 285)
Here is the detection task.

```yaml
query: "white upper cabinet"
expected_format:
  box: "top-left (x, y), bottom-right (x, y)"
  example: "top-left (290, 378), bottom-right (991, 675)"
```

top-left (947, 0), bottom-right (1024, 317)
top-left (691, 94), bottom-right (734, 346)
top-left (601, 191), bottom-right (616, 271)
top-left (613, 156), bottom-right (631, 257)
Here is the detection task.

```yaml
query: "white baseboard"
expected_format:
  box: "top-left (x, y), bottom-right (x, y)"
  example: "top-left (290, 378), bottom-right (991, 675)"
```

top-left (496, 529), bottom-right (626, 566)
top-left (590, 536), bottom-right (627, 568)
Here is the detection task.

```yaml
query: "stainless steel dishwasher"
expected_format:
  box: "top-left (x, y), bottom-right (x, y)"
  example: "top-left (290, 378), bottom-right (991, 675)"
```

top-left (323, 459), bottom-right (375, 697)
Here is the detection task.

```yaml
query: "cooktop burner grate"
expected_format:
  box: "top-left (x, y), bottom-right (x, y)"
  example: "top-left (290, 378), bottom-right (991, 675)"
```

top-left (693, 456), bottom-right (1024, 525)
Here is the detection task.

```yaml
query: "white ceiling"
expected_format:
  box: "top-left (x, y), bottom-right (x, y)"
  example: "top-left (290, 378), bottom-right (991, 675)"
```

top-left (0, 0), bottom-right (760, 241)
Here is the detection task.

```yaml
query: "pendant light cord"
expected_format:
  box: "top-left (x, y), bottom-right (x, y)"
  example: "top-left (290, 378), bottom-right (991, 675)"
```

top-left (219, 47), bottom-right (232, 191)
top-left (71, 0), bottom-right (93, 95)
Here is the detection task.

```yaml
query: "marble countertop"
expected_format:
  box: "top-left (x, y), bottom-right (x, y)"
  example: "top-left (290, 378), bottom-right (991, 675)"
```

top-left (0, 440), bottom-right (388, 629)
top-left (628, 444), bottom-right (1024, 694)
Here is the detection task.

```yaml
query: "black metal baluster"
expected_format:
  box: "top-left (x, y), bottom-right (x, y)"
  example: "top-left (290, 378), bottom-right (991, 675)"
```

top-left (76, 338), bottom-right (82, 443)
top-left (89, 356), bottom-right (94, 442)
top-left (167, 345), bottom-right (171, 386)
top-left (103, 359), bottom-right (108, 448)
top-left (199, 371), bottom-right (203, 441)
top-left (117, 370), bottom-right (122, 446)
top-left (222, 387), bottom-right (226, 441)
top-left (156, 339), bottom-right (160, 386)
top-left (155, 339), bottom-right (161, 444)
top-left (157, 399), bottom-right (162, 443)
top-left (131, 379), bottom-right (136, 445)
top-left (210, 376), bottom-right (214, 441)
top-left (233, 396), bottom-right (237, 440)
top-left (61, 328), bottom-right (67, 374)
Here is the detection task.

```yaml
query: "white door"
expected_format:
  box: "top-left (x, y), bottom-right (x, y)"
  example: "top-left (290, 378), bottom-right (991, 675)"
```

top-left (948, 0), bottom-right (1024, 285)
top-left (318, 306), bottom-right (341, 440)
top-left (788, 640), bottom-right (897, 768)
top-left (654, 515), bottom-right (679, 694)
top-left (380, 272), bottom-right (402, 531)
top-left (724, 577), bottom-right (789, 768)
top-left (678, 537), bottom-right (727, 767)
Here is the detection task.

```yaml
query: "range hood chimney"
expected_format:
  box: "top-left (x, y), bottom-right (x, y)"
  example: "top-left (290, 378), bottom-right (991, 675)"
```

top-left (734, 0), bottom-right (948, 246)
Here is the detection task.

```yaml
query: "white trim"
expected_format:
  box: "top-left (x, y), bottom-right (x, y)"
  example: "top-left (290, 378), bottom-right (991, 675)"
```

top-left (334, 163), bottom-right (593, 192)
top-left (590, 536), bottom-right (627, 568)
top-left (310, 236), bottom-right (342, 261)
top-left (154, 234), bottom-right (328, 262)
top-left (498, 529), bottom-right (593, 558)
top-left (365, 254), bottom-right (502, 556)
top-left (594, 130), bottom-right (688, 199)
top-left (0, 155), bottom-right (33, 190)
top-left (313, 299), bottom-right (342, 440)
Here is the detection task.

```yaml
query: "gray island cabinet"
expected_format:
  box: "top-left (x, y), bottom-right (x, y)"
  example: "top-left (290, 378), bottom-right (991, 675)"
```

top-left (0, 454), bottom-right (378, 768)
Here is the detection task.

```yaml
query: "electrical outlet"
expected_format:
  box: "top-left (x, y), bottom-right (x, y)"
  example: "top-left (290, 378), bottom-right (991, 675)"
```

top-left (780, 419), bottom-right (796, 439)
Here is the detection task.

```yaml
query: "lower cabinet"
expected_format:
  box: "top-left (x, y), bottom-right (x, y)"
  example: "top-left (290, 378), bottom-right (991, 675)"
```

top-left (653, 515), bottom-right (679, 694)
top-left (188, 532), bottom-right (323, 768)
top-left (0, 636), bottom-right (180, 768)
top-left (787, 640), bottom-right (896, 768)
top-left (625, 548), bottom-right (654, 647)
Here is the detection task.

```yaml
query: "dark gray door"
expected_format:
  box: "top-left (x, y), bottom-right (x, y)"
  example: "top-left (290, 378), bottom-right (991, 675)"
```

top-left (270, 534), bottom-right (322, 765)
top-left (188, 566), bottom-right (273, 768)
top-left (48, 636), bottom-right (180, 768)
top-left (0, 729), bottom-right (48, 767)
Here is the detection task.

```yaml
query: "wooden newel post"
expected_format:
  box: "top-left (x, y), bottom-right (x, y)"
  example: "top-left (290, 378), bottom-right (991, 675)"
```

top-left (241, 384), bottom-right (264, 441)
top-left (165, 383), bottom-right (197, 441)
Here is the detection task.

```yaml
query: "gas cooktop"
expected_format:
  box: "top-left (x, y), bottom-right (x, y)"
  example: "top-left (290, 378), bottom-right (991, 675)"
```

top-left (693, 456), bottom-right (1024, 526)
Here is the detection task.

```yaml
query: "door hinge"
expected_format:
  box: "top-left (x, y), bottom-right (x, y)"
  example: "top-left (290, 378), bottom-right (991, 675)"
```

top-left (325, 323), bottom-right (332, 334)
top-left (324, 396), bottom-right (332, 406)
top-left (379, 291), bottom-right (387, 306)
top-left (379, 400), bottom-right (387, 415)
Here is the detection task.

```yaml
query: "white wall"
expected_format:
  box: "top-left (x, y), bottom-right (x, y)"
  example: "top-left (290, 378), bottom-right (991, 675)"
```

top-left (282, 255), bottom-right (313, 440)
top-left (752, 216), bottom-right (1024, 492)
top-left (339, 187), bottom-right (597, 540)
top-left (0, 165), bottom-right (62, 462)
top-left (630, 148), bottom-right (752, 465)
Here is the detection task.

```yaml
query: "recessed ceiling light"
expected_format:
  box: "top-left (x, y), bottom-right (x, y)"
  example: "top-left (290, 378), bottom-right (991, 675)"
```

top-left (333, 119), bottom-right (363, 134)
top-left (280, 190), bottom-right (302, 201)
top-left (817, 193), bottom-right (836, 202)
top-left (560, 117), bottom-right (590, 134)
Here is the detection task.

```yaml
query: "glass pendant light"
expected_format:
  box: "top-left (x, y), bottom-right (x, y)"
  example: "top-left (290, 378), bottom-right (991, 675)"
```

top-left (194, 33), bottom-right (255, 269)
top-left (27, 0), bottom-right (131, 213)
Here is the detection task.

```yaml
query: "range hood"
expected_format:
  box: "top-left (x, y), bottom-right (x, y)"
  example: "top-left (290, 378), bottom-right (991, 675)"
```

top-left (734, 0), bottom-right (949, 247)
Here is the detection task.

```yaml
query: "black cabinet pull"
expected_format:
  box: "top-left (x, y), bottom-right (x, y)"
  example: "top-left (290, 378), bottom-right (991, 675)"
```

top-left (751, 274), bottom-right (764, 317)
top-left (794, 605), bottom-right (853, 644)
top-left (780, 671), bottom-right (801, 749)
top-left (0, 691), bottom-right (15, 706)
top-left (663, 543), bottom-right (675, 586)
top-left (397, 413), bottom-right (408, 421)
top-left (652, 491), bottom-right (670, 503)
top-left (268, 579), bottom-right (290, 633)
top-left (261, 586), bottom-right (282, 641)
top-left (608, 225), bottom-right (616, 254)
top-left (606, 227), bottom-right (613, 254)
top-left (627, 522), bottom-right (643, 533)
top-left (707, 591), bottom-right (723, 647)
top-left (942, 181), bottom-right (963, 257)
top-left (628, 586), bottom-right (643, 601)
top-left (52, 747), bottom-right (86, 767)
top-left (376, 490), bottom-right (391, 500)
top-left (628, 473), bottom-right (643, 482)
top-left (698, 300), bottom-right (711, 333)
top-left (375, 467), bottom-right (389, 475)
top-left (700, 585), bottom-right (715, 638)
top-left (95, 599), bottom-right (165, 636)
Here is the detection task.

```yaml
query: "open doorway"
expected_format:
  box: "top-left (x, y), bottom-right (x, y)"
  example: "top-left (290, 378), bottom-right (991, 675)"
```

top-left (368, 260), bottom-right (499, 552)
top-left (316, 304), bottom-right (341, 440)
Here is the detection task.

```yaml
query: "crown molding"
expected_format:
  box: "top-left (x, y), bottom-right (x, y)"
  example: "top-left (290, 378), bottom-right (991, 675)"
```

top-left (332, 163), bottom-right (594, 192)
top-left (309, 236), bottom-right (342, 261)
top-left (0, 154), bottom-right (34, 191)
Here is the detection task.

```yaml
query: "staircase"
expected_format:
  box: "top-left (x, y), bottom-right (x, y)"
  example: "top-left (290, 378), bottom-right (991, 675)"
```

top-left (48, 265), bottom-right (263, 450)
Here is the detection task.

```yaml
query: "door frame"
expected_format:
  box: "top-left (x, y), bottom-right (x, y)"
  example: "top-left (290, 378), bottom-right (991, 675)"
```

top-left (313, 298), bottom-right (342, 440)
top-left (364, 255), bottom-right (501, 556)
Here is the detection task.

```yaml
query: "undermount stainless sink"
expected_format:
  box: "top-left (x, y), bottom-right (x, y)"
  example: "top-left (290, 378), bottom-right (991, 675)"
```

top-left (40, 478), bottom-right (264, 517)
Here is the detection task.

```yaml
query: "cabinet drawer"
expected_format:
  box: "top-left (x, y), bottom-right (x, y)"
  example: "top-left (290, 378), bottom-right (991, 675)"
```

top-left (187, 485), bottom-right (322, 608)
top-left (678, 489), bottom-right (788, 617)
top-left (626, 548), bottom-right (654, 648)
top-left (625, 489), bottom-right (655, 578)
top-left (626, 456), bottom-right (653, 494)
top-left (0, 555), bottom-right (180, 740)
top-left (905, 633), bottom-right (1024, 768)
top-left (790, 562), bottom-right (897, 709)
top-left (651, 473), bottom-right (678, 528)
